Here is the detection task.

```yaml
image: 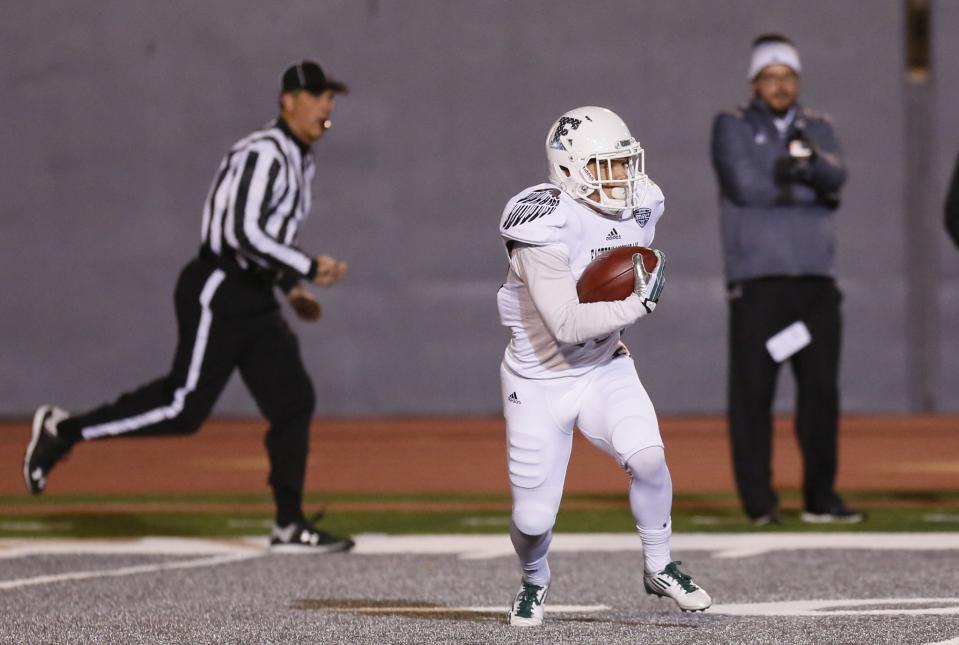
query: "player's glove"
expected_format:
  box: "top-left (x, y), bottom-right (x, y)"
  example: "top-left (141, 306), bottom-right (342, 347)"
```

top-left (632, 248), bottom-right (666, 313)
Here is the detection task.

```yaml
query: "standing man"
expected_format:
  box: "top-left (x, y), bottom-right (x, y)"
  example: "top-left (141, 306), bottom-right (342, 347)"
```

top-left (24, 60), bottom-right (355, 552)
top-left (710, 35), bottom-right (862, 525)
top-left (498, 106), bottom-right (711, 627)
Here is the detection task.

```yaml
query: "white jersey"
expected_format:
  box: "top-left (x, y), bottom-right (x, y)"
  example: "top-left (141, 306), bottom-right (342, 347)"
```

top-left (497, 180), bottom-right (665, 379)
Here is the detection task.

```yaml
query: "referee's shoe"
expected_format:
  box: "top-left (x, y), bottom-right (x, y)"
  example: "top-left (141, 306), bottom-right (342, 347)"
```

top-left (24, 405), bottom-right (74, 495)
top-left (270, 514), bottom-right (355, 553)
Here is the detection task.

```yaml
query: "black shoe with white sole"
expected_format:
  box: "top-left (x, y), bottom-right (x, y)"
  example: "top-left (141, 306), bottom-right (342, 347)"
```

top-left (269, 516), bottom-right (355, 553)
top-left (800, 504), bottom-right (865, 524)
top-left (24, 405), bottom-right (73, 495)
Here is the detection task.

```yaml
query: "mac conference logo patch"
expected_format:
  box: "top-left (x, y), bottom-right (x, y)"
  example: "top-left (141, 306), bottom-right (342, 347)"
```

top-left (633, 207), bottom-right (652, 227)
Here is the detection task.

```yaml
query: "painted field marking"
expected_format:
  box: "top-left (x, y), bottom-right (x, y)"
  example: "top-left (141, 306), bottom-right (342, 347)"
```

top-left (925, 638), bottom-right (959, 645)
top-left (0, 520), bottom-right (73, 532)
top-left (320, 605), bottom-right (609, 614)
top-left (226, 519), bottom-right (274, 529)
top-left (925, 513), bottom-right (959, 524)
top-left (459, 517), bottom-right (510, 527)
top-left (5, 533), bottom-right (959, 561)
top-left (0, 552), bottom-right (261, 591)
top-left (0, 537), bottom-right (262, 559)
top-left (710, 597), bottom-right (959, 617)
top-left (350, 532), bottom-right (959, 560)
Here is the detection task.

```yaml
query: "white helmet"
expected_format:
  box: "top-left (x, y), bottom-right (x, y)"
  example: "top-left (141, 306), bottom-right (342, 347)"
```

top-left (545, 106), bottom-right (647, 215)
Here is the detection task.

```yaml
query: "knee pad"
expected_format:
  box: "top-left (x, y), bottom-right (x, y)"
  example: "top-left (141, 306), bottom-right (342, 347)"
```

top-left (511, 502), bottom-right (557, 537)
top-left (627, 446), bottom-right (668, 483)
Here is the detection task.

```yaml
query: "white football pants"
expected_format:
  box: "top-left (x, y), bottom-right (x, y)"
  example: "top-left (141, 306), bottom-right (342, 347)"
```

top-left (501, 355), bottom-right (667, 531)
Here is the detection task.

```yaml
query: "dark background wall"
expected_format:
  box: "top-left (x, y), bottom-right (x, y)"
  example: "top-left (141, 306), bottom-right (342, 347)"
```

top-left (1, 1), bottom-right (954, 416)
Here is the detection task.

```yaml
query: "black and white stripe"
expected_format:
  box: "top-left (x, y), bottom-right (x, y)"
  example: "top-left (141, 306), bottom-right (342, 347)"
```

top-left (200, 121), bottom-right (315, 278)
top-left (81, 269), bottom-right (226, 439)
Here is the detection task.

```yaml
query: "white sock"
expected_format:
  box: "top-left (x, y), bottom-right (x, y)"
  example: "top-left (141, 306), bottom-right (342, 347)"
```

top-left (638, 521), bottom-right (672, 574)
top-left (626, 447), bottom-right (673, 573)
top-left (509, 520), bottom-right (552, 586)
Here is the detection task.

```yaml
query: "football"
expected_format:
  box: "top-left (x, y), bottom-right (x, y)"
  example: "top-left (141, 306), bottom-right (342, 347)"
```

top-left (576, 246), bottom-right (659, 303)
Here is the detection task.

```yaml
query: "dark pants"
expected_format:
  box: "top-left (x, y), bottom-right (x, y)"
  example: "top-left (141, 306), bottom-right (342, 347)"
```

top-left (727, 276), bottom-right (842, 518)
top-left (58, 255), bottom-right (315, 525)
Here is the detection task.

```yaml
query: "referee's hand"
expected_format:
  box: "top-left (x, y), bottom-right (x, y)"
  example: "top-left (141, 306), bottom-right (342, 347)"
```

top-left (313, 255), bottom-right (347, 287)
top-left (287, 286), bottom-right (322, 322)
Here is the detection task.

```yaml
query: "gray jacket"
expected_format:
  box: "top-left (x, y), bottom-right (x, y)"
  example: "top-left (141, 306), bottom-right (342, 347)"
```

top-left (710, 99), bottom-right (847, 283)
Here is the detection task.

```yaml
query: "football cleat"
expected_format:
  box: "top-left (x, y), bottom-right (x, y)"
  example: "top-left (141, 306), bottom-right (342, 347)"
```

top-left (269, 515), bottom-right (355, 554)
top-left (800, 504), bottom-right (865, 524)
top-left (507, 580), bottom-right (549, 627)
top-left (24, 405), bottom-right (73, 495)
top-left (751, 508), bottom-right (782, 527)
top-left (644, 561), bottom-right (712, 612)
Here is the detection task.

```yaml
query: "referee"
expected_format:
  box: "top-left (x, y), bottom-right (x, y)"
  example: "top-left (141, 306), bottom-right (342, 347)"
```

top-left (24, 60), bottom-right (353, 553)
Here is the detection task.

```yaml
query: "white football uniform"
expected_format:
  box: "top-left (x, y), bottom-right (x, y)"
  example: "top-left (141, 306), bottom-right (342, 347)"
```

top-left (497, 179), bottom-right (668, 539)
top-left (501, 108), bottom-right (710, 608)
top-left (497, 180), bottom-right (664, 380)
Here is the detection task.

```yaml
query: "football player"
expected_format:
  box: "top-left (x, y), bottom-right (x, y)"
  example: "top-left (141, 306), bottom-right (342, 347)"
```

top-left (497, 106), bottom-right (711, 626)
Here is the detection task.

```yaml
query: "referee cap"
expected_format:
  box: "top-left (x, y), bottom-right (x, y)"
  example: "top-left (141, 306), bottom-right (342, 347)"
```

top-left (281, 60), bottom-right (348, 95)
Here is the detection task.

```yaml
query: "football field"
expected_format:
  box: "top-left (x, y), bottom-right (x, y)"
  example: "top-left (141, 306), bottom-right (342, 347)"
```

top-left (3, 532), bottom-right (959, 644)
top-left (4, 417), bottom-right (959, 643)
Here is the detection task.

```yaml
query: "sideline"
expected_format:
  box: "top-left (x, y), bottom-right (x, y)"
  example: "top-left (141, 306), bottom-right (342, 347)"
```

top-left (710, 597), bottom-right (959, 617)
top-left (4, 532), bottom-right (959, 560)
top-left (0, 552), bottom-right (261, 591)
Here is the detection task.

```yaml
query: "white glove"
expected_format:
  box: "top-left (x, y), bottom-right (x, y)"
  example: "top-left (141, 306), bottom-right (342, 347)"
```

top-left (632, 249), bottom-right (666, 313)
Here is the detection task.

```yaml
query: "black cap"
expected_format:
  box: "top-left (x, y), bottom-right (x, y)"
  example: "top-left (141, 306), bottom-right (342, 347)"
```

top-left (281, 60), bottom-right (348, 95)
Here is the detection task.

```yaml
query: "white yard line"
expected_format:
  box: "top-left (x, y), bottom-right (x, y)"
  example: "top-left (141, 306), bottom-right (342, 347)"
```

top-left (4, 533), bottom-right (959, 561)
top-left (710, 597), bottom-right (959, 617)
top-left (0, 536), bottom-right (263, 559)
top-left (0, 552), bottom-right (261, 591)
top-left (321, 605), bottom-right (609, 614)
top-left (349, 532), bottom-right (959, 560)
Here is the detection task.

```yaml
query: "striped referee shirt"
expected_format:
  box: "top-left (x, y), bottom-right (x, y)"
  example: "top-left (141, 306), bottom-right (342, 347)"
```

top-left (200, 118), bottom-right (318, 287)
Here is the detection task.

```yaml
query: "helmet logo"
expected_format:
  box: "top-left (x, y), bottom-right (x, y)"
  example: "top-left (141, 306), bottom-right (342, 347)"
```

top-left (549, 116), bottom-right (582, 150)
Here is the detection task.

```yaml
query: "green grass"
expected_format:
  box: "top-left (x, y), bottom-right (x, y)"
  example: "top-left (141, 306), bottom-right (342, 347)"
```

top-left (2, 491), bottom-right (959, 538)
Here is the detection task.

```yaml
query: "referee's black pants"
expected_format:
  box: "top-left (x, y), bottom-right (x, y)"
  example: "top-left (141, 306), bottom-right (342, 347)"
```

top-left (727, 276), bottom-right (843, 519)
top-left (57, 255), bottom-right (315, 526)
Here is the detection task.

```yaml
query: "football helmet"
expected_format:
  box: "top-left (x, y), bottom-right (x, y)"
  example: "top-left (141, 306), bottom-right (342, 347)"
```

top-left (545, 106), bottom-right (647, 215)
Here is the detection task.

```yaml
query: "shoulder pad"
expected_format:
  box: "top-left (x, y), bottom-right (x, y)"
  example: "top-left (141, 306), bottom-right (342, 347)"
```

top-left (639, 178), bottom-right (664, 208)
top-left (499, 185), bottom-right (567, 245)
top-left (630, 178), bottom-right (665, 228)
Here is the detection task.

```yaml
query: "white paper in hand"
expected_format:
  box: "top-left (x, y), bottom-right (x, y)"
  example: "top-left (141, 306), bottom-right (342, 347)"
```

top-left (765, 321), bottom-right (811, 363)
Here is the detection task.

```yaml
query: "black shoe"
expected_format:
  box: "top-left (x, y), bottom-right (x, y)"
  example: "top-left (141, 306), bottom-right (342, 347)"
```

top-left (24, 405), bottom-right (73, 495)
top-left (269, 515), bottom-right (355, 553)
top-left (750, 508), bottom-right (781, 527)
top-left (800, 504), bottom-right (865, 524)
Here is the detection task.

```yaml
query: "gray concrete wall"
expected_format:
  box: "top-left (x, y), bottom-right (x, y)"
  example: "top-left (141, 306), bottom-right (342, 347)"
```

top-left (0, 0), bottom-right (952, 416)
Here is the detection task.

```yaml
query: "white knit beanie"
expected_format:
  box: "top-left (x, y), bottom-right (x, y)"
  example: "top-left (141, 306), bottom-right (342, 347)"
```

top-left (748, 40), bottom-right (801, 80)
